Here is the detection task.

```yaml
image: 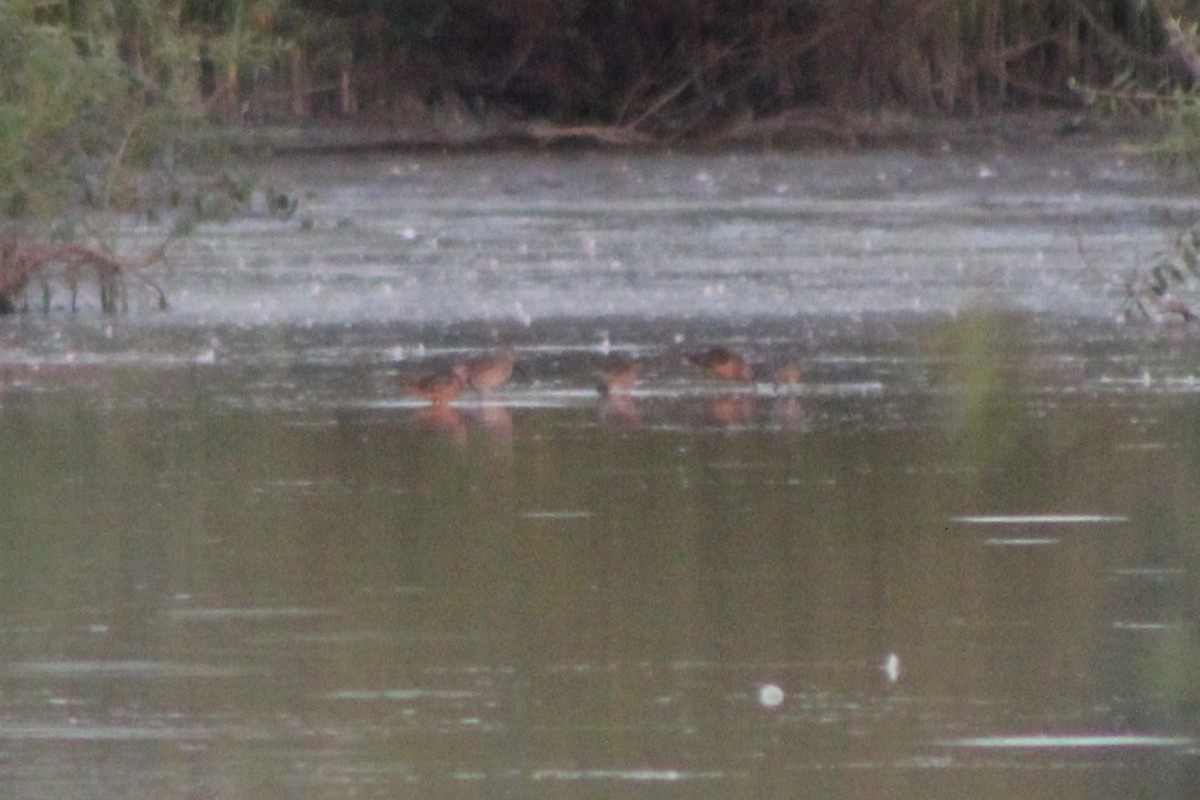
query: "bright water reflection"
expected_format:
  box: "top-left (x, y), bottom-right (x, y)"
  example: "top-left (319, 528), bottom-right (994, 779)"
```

top-left (0, 311), bottom-right (1198, 798)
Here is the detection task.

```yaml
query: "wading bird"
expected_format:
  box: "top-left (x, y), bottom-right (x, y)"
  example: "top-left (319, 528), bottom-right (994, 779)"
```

top-left (596, 356), bottom-right (639, 396)
top-left (459, 344), bottom-right (522, 395)
top-left (686, 346), bottom-right (754, 382)
top-left (404, 365), bottom-right (468, 406)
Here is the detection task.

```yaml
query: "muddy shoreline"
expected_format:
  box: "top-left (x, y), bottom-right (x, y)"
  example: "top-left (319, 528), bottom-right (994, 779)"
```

top-left (223, 109), bottom-right (1169, 159)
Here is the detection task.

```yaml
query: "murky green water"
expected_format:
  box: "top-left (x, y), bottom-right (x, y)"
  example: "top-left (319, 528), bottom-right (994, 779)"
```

top-left (1, 151), bottom-right (1200, 798)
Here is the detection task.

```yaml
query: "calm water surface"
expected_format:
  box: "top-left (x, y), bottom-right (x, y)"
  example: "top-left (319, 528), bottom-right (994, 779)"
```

top-left (0, 151), bottom-right (1199, 798)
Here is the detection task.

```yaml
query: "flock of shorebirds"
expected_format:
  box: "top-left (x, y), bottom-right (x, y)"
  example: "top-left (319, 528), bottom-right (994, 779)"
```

top-left (402, 344), bottom-right (803, 406)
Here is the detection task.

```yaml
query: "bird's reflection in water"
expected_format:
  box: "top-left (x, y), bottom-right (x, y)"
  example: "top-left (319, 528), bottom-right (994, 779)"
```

top-left (599, 393), bottom-right (641, 427)
top-left (772, 395), bottom-right (809, 431)
top-left (704, 394), bottom-right (755, 427)
top-left (410, 404), bottom-right (468, 446)
top-left (408, 403), bottom-right (514, 455)
top-left (466, 404), bottom-right (514, 457)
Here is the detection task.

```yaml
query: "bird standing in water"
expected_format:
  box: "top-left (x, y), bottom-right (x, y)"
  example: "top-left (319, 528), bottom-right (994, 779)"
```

top-left (686, 346), bottom-right (754, 382)
top-left (404, 364), bottom-right (468, 406)
top-left (596, 356), bottom-right (639, 396)
top-left (459, 344), bottom-right (521, 395)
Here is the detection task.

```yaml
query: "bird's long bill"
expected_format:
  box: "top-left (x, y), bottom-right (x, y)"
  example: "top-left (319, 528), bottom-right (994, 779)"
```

top-left (512, 361), bottom-right (529, 381)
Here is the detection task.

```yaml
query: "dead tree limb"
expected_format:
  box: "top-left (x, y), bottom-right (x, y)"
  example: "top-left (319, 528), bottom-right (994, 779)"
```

top-left (0, 235), bottom-right (171, 313)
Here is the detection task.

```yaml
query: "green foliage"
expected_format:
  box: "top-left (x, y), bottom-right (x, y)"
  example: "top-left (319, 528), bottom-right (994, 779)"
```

top-left (1075, 12), bottom-right (1200, 172)
top-left (188, 172), bottom-right (299, 222)
top-left (1123, 226), bottom-right (1200, 320)
top-left (0, 0), bottom-right (304, 227)
top-left (1099, 15), bottom-right (1200, 317)
top-left (0, 2), bottom-right (194, 223)
top-left (0, 12), bottom-right (99, 217)
top-left (1153, 85), bottom-right (1200, 170)
top-left (3, 0), bottom-right (1183, 158)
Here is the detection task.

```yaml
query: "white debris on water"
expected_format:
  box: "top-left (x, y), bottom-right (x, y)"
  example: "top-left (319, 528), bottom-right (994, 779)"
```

top-left (881, 653), bottom-right (901, 683)
top-left (758, 683), bottom-right (785, 708)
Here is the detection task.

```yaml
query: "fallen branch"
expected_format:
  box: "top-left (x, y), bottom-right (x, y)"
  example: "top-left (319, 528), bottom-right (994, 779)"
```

top-left (518, 122), bottom-right (656, 146)
top-left (0, 235), bottom-right (171, 313)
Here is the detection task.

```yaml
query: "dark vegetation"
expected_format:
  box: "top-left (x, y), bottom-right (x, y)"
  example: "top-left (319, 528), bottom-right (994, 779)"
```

top-left (2, 0), bottom-right (1200, 313)
top-left (244, 0), bottom-right (1200, 143)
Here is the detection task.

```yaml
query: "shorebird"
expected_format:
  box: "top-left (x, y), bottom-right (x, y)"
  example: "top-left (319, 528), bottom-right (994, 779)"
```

top-left (686, 346), bottom-right (754, 382)
top-left (459, 344), bottom-right (522, 395)
top-left (403, 364), bottom-right (468, 406)
top-left (596, 356), bottom-right (639, 396)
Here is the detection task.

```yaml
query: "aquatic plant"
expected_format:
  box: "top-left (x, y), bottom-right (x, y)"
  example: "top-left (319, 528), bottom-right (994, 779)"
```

top-left (1077, 11), bottom-right (1200, 170)
top-left (1122, 226), bottom-right (1200, 322)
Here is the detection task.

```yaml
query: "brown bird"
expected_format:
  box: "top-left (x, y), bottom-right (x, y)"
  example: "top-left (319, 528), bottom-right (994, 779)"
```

top-left (403, 364), bottom-right (468, 406)
top-left (687, 346), bottom-right (754, 382)
top-left (459, 344), bottom-right (522, 395)
top-left (596, 356), bottom-right (639, 396)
